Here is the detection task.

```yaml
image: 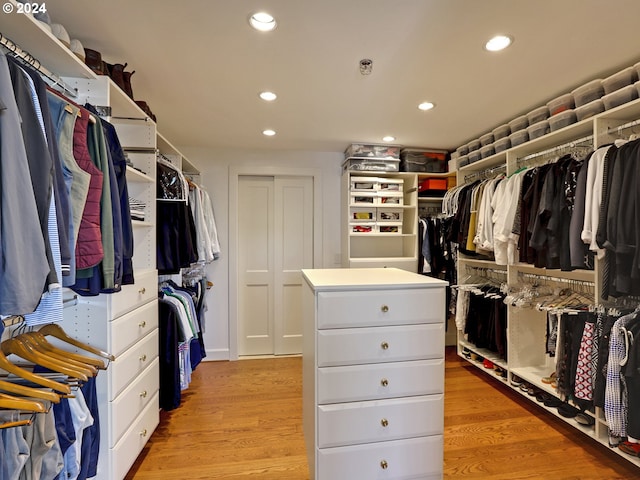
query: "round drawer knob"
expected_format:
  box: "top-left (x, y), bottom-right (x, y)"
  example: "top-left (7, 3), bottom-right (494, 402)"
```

top-left (139, 287), bottom-right (146, 295)
top-left (140, 390), bottom-right (148, 398)
top-left (381, 341), bottom-right (389, 350)
top-left (381, 305), bottom-right (389, 313)
top-left (139, 354), bottom-right (147, 362)
top-left (380, 418), bottom-right (389, 427)
top-left (380, 378), bottom-right (389, 387)
top-left (139, 320), bottom-right (147, 328)
top-left (140, 428), bottom-right (148, 437)
top-left (380, 460), bottom-right (388, 470)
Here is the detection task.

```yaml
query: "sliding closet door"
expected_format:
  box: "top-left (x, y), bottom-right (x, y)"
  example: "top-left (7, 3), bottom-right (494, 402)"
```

top-left (238, 175), bottom-right (313, 356)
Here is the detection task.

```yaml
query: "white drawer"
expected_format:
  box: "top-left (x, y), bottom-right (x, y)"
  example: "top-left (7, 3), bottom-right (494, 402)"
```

top-left (317, 288), bottom-right (444, 329)
top-left (317, 324), bottom-right (444, 367)
top-left (109, 300), bottom-right (158, 357)
top-left (110, 392), bottom-right (159, 480)
top-left (317, 359), bottom-right (443, 404)
top-left (109, 329), bottom-right (158, 400)
top-left (109, 358), bottom-right (159, 447)
top-left (317, 435), bottom-right (443, 480)
top-left (109, 269), bottom-right (157, 319)
top-left (318, 394), bottom-right (443, 448)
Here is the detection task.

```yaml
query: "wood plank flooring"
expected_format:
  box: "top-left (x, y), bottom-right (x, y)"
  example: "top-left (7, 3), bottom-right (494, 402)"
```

top-left (125, 348), bottom-right (640, 479)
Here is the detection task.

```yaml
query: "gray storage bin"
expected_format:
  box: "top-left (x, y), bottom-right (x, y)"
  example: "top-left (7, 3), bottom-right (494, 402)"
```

top-left (457, 155), bottom-right (470, 167)
top-left (479, 144), bottom-right (495, 159)
top-left (526, 119), bottom-right (550, 140)
top-left (602, 84), bottom-right (638, 110)
top-left (575, 99), bottom-right (605, 121)
top-left (508, 115), bottom-right (529, 132)
top-left (479, 132), bottom-right (494, 147)
top-left (400, 149), bottom-right (447, 172)
top-left (345, 143), bottom-right (401, 159)
top-left (571, 79), bottom-right (604, 107)
top-left (526, 106), bottom-right (549, 125)
top-left (509, 129), bottom-right (529, 147)
top-left (456, 145), bottom-right (469, 156)
top-left (602, 66), bottom-right (638, 94)
top-left (468, 139), bottom-right (481, 152)
top-left (549, 109), bottom-right (577, 132)
top-left (494, 137), bottom-right (511, 153)
top-left (492, 124), bottom-right (511, 140)
top-left (343, 157), bottom-right (400, 172)
top-left (547, 93), bottom-right (575, 116)
top-left (468, 150), bottom-right (481, 164)
top-left (635, 80), bottom-right (640, 98)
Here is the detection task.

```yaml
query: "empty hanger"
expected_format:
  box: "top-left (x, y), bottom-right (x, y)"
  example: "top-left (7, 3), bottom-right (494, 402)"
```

top-left (38, 324), bottom-right (115, 361)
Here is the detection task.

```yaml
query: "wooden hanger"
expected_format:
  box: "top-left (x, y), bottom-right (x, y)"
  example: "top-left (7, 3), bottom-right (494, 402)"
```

top-left (0, 393), bottom-right (46, 413)
top-left (0, 349), bottom-right (70, 394)
top-left (38, 324), bottom-right (115, 361)
top-left (1, 338), bottom-right (90, 382)
top-left (19, 332), bottom-right (103, 372)
top-left (0, 378), bottom-right (60, 403)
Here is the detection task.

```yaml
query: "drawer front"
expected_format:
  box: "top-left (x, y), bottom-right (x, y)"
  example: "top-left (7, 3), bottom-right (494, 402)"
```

top-left (110, 269), bottom-right (157, 319)
top-left (111, 392), bottom-right (160, 480)
top-left (109, 300), bottom-right (158, 357)
top-left (317, 288), bottom-right (444, 329)
top-left (317, 359), bottom-right (444, 404)
top-left (317, 324), bottom-right (444, 367)
top-left (109, 358), bottom-right (159, 447)
top-left (109, 329), bottom-right (158, 400)
top-left (317, 435), bottom-right (443, 480)
top-left (318, 395), bottom-right (443, 448)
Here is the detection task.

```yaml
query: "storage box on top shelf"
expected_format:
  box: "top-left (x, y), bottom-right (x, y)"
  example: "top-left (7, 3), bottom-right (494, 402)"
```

top-left (509, 129), bottom-right (529, 147)
top-left (526, 105), bottom-right (549, 125)
top-left (342, 157), bottom-right (400, 172)
top-left (546, 93), bottom-right (575, 116)
top-left (571, 79), bottom-right (604, 107)
top-left (345, 143), bottom-right (401, 159)
top-left (602, 84), bottom-right (638, 110)
top-left (575, 99), bottom-right (604, 121)
top-left (548, 109), bottom-right (577, 131)
top-left (602, 66), bottom-right (638, 94)
top-left (399, 148), bottom-right (448, 173)
top-left (494, 137), bottom-right (511, 153)
top-left (508, 115), bottom-right (529, 133)
top-left (526, 119), bottom-right (550, 140)
top-left (492, 124), bottom-right (511, 140)
top-left (479, 132), bottom-right (494, 146)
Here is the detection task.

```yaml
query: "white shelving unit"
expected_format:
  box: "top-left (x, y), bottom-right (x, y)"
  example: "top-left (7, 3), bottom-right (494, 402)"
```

top-left (342, 169), bottom-right (455, 273)
top-left (0, 7), bottom-right (193, 478)
top-left (456, 95), bottom-right (640, 469)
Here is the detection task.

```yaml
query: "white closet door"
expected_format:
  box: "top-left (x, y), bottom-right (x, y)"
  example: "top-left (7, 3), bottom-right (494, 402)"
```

top-left (238, 175), bottom-right (313, 356)
top-left (238, 176), bottom-right (275, 355)
top-left (274, 176), bottom-right (314, 355)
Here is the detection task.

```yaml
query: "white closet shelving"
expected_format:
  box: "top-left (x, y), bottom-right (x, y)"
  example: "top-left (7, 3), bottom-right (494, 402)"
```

top-left (342, 170), bottom-right (455, 273)
top-left (0, 4), bottom-right (190, 478)
top-left (456, 95), bottom-right (640, 469)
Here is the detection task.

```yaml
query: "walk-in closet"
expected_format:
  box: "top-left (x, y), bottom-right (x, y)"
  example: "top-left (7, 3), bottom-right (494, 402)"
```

top-left (2, 1), bottom-right (640, 479)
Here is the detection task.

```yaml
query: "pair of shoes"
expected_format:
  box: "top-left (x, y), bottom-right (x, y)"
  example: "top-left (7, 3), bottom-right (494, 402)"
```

top-left (135, 101), bottom-right (157, 123)
top-left (557, 403), bottom-right (580, 418)
top-left (105, 62), bottom-right (135, 99)
top-left (461, 347), bottom-right (471, 359)
top-left (619, 441), bottom-right (640, 457)
top-left (575, 412), bottom-right (595, 426)
top-left (543, 395), bottom-right (563, 408)
top-left (483, 359), bottom-right (494, 369)
top-left (541, 372), bottom-right (557, 384)
top-left (510, 376), bottom-right (523, 388)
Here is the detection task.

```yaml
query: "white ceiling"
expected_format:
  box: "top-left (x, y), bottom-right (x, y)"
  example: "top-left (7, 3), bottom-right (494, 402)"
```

top-left (42, 0), bottom-right (640, 155)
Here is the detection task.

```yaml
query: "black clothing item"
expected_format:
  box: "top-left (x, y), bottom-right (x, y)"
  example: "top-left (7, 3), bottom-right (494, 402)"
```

top-left (570, 155), bottom-right (591, 269)
top-left (157, 200), bottom-right (198, 274)
top-left (624, 318), bottom-right (640, 439)
top-left (593, 312), bottom-right (618, 407)
top-left (158, 298), bottom-right (182, 411)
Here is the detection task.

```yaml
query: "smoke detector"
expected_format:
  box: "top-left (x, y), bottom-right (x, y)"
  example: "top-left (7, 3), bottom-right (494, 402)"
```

top-left (359, 58), bottom-right (373, 75)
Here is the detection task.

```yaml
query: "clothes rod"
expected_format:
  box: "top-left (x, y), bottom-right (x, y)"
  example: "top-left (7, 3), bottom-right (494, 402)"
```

top-left (517, 134), bottom-right (593, 164)
top-left (0, 31), bottom-right (78, 98)
top-left (518, 271), bottom-right (595, 287)
top-left (606, 118), bottom-right (640, 135)
top-left (464, 163), bottom-right (506, 182)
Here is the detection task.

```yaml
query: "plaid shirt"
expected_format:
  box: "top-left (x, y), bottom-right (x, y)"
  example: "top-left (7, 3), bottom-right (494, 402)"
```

top-left (605, 311), bottom-right (638, 438)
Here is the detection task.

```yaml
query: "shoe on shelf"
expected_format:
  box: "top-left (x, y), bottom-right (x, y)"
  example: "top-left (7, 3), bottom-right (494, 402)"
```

top-left (461, 347), bottom-right (471, 359)
top-left (510, 376), bottom-right (523, 388)
top-left (575, 412), bottom-right (595, 426)
top-left (483, 359), bottom-right (494, 369)
top-left (619, 441), bottom-right (640, 457)
top-left (543, 395), bottom-right (563, 408)
top-left (557, 403), bottom-right (580, 418)
top-left (541, 371), bottom-right (557, 384)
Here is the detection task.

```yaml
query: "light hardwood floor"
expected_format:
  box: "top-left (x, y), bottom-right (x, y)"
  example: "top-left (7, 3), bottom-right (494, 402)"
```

top-left (125, 348), bottom-right (639, 479)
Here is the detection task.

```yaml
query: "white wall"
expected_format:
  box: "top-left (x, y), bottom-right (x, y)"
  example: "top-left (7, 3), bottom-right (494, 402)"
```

top-left (178, 147), bottom-right (344, 360)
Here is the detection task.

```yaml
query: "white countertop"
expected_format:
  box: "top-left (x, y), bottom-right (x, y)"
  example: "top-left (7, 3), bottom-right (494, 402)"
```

top-left (302, 267), bottom-right (448, 290)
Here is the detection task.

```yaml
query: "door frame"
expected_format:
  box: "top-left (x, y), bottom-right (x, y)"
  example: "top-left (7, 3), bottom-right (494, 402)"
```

top-left (229, 166), bottom-right (323, 360)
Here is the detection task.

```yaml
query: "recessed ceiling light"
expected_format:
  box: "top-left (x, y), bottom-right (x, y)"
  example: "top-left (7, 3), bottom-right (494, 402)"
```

top-left (263, 129), bottom-right (276, 136)
top-left (418, 102), bottom-right (435, 111)
top-left (259, 91), bottom-right (277, 101)
top-left (485, 35), bottom-right (513, 52)
top-left (249, 12), bottom-right (277, 32)
top-left (382, 136), bottom-right (396, 142)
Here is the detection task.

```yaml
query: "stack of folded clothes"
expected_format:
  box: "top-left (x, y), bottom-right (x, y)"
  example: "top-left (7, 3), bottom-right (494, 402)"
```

top-left (128, 197), bottom-right (146, 222)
